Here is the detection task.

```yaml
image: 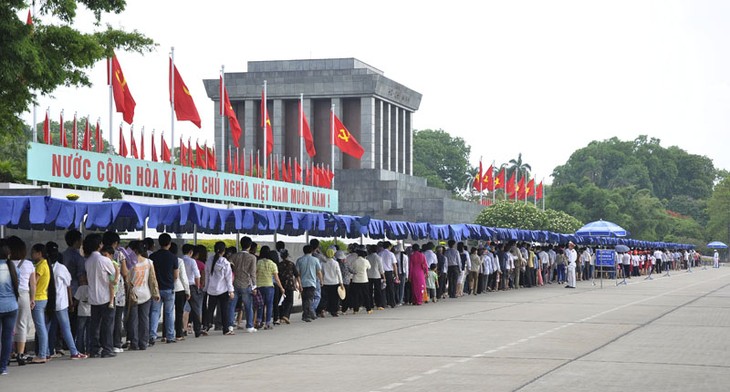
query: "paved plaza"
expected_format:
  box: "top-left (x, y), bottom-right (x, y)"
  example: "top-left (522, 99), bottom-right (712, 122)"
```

top-left (3, 267), bottom-right (729, 391)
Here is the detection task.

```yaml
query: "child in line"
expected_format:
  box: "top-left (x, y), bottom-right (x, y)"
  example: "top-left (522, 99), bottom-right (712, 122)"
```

top-left (73, 275), bottom-right (91, 355)
top-left (100, 246), bottom-right (121, 309)
top-left (426, 264), bottom-right (438, 303)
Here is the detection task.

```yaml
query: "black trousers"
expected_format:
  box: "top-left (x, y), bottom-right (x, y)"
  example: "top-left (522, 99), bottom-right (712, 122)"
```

top-left (351, 282), bottom-right (370, 311)
top-left (384, 271), bottom-right (396, 307)
top-left (368, 278), bottom-right (384, 308)
top-left (174, 290), bottom-right (187, 338)
top-left (447, 266), bottom-right (459, 298)
top-left (90, 304), bottom-right (115, 356)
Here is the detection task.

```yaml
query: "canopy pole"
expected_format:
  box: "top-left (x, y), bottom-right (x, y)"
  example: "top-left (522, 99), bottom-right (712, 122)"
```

top-left (0, 225), bottom-right (5, 239)
top-left (142, 217), bottom-right (147, 240)
top-left (193, 224), bottom-right (198, 246)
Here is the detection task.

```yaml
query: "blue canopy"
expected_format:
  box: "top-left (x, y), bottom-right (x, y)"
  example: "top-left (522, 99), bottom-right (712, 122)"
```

top-left (0, 196), bottom-right (694, 249)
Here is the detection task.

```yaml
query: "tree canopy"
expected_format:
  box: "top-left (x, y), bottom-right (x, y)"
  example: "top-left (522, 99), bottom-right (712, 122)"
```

top-left (474, 200), bottom-right (583, 233)
top-left (413, 129), bottom-right (471, 193)
top-left (1, 0), bottom-right (155, 138)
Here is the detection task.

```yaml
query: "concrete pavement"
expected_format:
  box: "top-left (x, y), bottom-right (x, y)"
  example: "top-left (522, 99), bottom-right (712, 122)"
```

top-left (2, 268), bottom-right (729, 391)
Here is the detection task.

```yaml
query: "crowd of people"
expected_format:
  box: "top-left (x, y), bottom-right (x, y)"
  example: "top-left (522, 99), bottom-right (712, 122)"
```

top-left (0, 229), bottom-right (715, 376)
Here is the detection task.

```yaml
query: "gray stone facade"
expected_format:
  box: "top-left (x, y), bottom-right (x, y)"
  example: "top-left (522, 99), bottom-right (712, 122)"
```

top-left (203, 58), bottom-right (420, 174)
top-left (203, 58), bottom-right (484, 225)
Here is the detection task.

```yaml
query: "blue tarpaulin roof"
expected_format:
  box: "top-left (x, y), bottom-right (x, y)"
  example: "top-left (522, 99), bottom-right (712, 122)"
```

top-left (0, 196), bottom-right (694, 249)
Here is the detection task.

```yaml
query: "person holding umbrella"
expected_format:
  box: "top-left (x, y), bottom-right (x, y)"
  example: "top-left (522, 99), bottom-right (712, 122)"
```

top-left (714, 250), bottom-right (720, 268)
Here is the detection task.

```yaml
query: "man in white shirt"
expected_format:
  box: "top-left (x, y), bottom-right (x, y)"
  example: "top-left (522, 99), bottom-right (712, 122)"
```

top-left (378, 242), bottom-right (398, 308)
top-left (714, 250), bottom-right (720, 268)
top-left (84, 234), bottom-right (117, 358)
top-left (393, 244), bottom-right (409, 306)
top-left (565, 242), bottom-right (577, 289)
top-left (181, 244), bottom-right (203, 337)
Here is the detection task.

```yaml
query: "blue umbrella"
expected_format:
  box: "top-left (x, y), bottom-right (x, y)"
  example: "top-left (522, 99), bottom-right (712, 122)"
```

top-left (575, 219), bottom-right (629, 237)
top-left (707, 241), bottom-right (728, 249)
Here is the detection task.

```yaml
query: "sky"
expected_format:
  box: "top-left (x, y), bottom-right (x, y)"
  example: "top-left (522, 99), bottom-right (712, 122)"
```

top-left (21, 0), bottom-right (730, 184)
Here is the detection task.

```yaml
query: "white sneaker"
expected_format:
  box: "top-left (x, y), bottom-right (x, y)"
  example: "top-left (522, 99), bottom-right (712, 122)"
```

top-left (113, 347), bottom-right (123, 353)
top-left (245, 327), bottom-right (258, 333)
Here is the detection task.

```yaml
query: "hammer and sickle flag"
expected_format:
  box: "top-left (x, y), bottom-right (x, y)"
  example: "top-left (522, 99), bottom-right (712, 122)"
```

top-left (169, 58), bottom-right (201, 128)
top-left (332, 114), bottom-right (364, 159)
top-left (109, 55), bottom-right (136, 125)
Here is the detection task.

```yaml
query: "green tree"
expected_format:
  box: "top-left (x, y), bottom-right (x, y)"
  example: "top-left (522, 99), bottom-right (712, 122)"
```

top-left (707, 177), bottom-right (730, 246)
top-left (413, 129), bottom-right (471, 193)
top-left (1, 1), bottom-right (155, 138)
top-left (507, 152), bottom-right (532, 182)
top-left (474, 200), bottom-right (582, 233)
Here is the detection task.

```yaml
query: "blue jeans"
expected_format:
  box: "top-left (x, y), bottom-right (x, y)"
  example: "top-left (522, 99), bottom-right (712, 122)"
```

top-left (257, 287), bottom-right (275, 326)
top-left (48, 308), bottom-right (80, 356)
top-left (1, 309), bottom-right (18, 372)
top-left (150, 289), bottom-right (175, 341)
top-left (31, 299), bottom-right (49, 359)
top-left (312, 283), bottom-right (321, 314)
top-left (230, 286), bottom-right (254, 329)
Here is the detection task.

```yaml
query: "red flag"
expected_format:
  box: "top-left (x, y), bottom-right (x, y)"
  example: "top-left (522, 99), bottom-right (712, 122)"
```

top-left (281, 158), bottom-right (290, 182)
top-left (239, 151), bottom-right (245, 175)
top-left (294, 160), bottom-right (302, 182)
top-left (130, 130), bottom-right (138, 159)
top-left (332, 114), bottom-right (364, 159)
top-left (221, 78), bottom-right (242, 148)
top-left (207, 147), bottom-right (217, 171)
top-left (299, 101), bottom-right (316, 157)
top-left (227, 148), bottom-right (233, 173)
top-left (305, 164), bottom-right (312, 185)
top-left (494, 168), bottom-right (505, 191)
top-left (95, 120), bottom-right (102, 153)
top-left (196, 142), bottom-right (207, 169)
top-left (483, 164), bottom-right (494, 191)
top-left (60, 112), bottom-right (67, 147)
top-left (161, 134), bottom-right (171, 163)
top-left (72, 114), bottom-right (78, 149)
top-left (249, 153), bottom-right (254, 177)
top-left (525, 178), bottom-right (535, 198)
top-left (515, 176), bottom-right (525, 199)
top-left (118, 126), bottom-right (128, 157)
top-left (169, 59), bottom-right (201, 127)
top-left (505, 172), bottom-right (516, 196)
top-left (256, 155), bottom-right (261, 178)
top-left (82, 118), bottom-right (91, 151)
top-left (472, 161), bottom-right (483, 192)
top-left (326, 168), bottom-right (335, 188)
top-left (109, 55), bottom-right (136, 124)
top-left (536, 181), bottom-right (544, 201)
top-left (26, 10), bottom-right (32, 25)
top-left (140, 129), bottom-right (145, 160)
top-left (261, 89), bottom-right (274, 155)
top-left (180, 137), bottom-right (187, 166)
top-left (188, 139), bottom-right (195, 169)
top-left (150, 131), bottom-right (157, 162)
top-left (43, 111), bottom-right (50, 144)
top-left (273, 158), bottom-right (279, 181)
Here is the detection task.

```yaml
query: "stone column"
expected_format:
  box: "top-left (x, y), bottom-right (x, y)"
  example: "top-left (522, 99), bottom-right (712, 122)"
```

top-left (360, 97), bottom-right (375, 170)
top-left (243, 99), bottom-right (255, 157)
top-left (405, 110), bottom-right (413, 175)
top-left (384, 102), bottom-right (391, 171)
top-left (273, 99), bottom-right (283, 157)
top-left (390, 105), bottom-right (399, 173)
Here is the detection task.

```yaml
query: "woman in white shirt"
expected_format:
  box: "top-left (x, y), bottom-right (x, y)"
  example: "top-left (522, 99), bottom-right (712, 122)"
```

top-left (7, 236), bottom-right (35, 366)
top-left (204, 242), bottom-right (234, 335)
top-left (170, 243), bottom-right (190, 341)
top-left (319, 249), bottom-right (344, 317)
top-left (127, 242), bottom-right (159, 350)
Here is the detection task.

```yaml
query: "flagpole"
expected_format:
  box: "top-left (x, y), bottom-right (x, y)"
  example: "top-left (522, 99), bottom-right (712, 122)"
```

top-left (263, 80), bottom-right (268, 181)
top-left (108, 55), bottom-right (114, 152)
top-left (170, 47), bottom-right (176, 163)
top-left (534, 174), bottom-right (537, 207)
top-left (220, 65), bottom-right (225, 172)
top-left (503, 167), bottom-right (507, 201)
top-left (299, 93), bottom-right (304, 178)
top-left (331, 103), bottom-right (335, 189)
top-left (478, 156), bottom-right (483, 205)
top-left (542, 177), bottom-right (546, 211)
top-left (492, 160), bottom-right (496, 205)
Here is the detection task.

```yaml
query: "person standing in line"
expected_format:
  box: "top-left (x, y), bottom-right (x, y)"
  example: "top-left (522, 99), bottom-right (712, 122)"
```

top-left (228, 237), bottom-right (258, 333)
top-left (296, 245), bottom-right (323, 322)
top-left (318, 249), bottom-right (343, 317)
top-left (169, 243), bottom-right (190, 341)
top-left (408, 244), bottom-right (428, 305)
top-left (349, 247), bottom-right (371, 314)
top-left (565, 242), bottom-right (577, 289)
top-left (101, 232), bottom-right (128, 353)
top-left (277, 250), bottom-right (298, 324)
top-left (255, 250), bottom-right (285, 330)
top-left (7, 236), bottom-right (36, 365)
top-left (181, 244), bottom-right (203, 337)
top-left (0, 239), bottom-right (20, 375)
top-left (127, 241), bottom-right (159, 350)
top-left (393, 244), bottom-right (409, 306)
top-left (378, 242), bottom-right (398, 308)
top-left (204, 242), bottom-right (235, 335)
top-left (444, 240), bottom-right (460, 298)
top-left (148, 234), bottom-right (179, 345)
top-left (84, 234), bottom-right (117, 358)
top-left (468, 247), bottom-right (482, 295)
top-left (48, 241), bottom-right (87, 360)
top-left (366, 245), bottom-right (385, 310)
top-left (29, 243), bottom-right (51, 363)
